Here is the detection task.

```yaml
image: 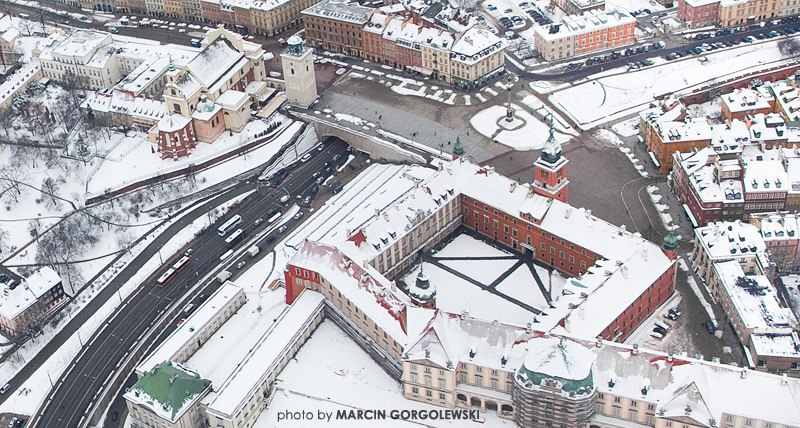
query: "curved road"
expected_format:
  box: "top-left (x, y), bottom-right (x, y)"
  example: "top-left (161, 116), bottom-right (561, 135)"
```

top-left (514, 20), bottom-right (800, 81)
top-left (25, 137), bottom-right (349, 428)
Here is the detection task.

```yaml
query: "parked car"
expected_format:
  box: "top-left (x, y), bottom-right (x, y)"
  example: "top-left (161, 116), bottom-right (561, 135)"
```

top-left (277, 225), bottom-right (288, 234)
top-left (254, 218), bottom-right (263, 226)
top-left (704, 320), bottom-right (716, 334)
top-left (293, 211), bottom-right (304, 220)
top-left (303, 195), bottom-right (312, 205)
top-left (236, 260), bottom-right (246, 269)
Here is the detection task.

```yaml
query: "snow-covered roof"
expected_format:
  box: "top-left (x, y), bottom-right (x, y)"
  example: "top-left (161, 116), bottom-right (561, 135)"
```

top-left (535, 9), bottom-right (635, 42)
top-left (751, 212), bottom-right (800, 241)
top-left (364, 12), bottom-right (391, 34)
top-left (48, 29), bottom-right (111, 60)
top-left (288, 241), bottom-right (409, 342)
top-left (721, 87), bottom-right (772, 114)
top-left (157, 113), bottom-right (191, 133)
top-left (83, 91), bottom-right (167, 122)
top-left (0, 267), bottom-right (61, 320)
top-left (772, 80), bottom-right (800, 121)
top-left (749, 113), bottom-right (788, 144)
top-left (115, 56), bottom-right (170, 96)
top-left (405, 309), bottom-right (533, 372)
top-left (301, 0), bottom-right (372, 24)
top-left (710, 120), bottom-right (749, 152)
top-left (204, 290), bottom-right (324, 418)
top-left (185, 37), bottom-right (244, 88)
top-left (191, 97), bottom-right (221, 121)
top-left (675, 148), bottom-right (743, 204)
top-left (550, 335), bottom-right (800, 427)
top-left (749, 332), bottom-right (800, 358)
top-left (215, 89), bottom-right (249, 110)
top-left (450, 28), bottom-right (503, 65)
top-left (0, 62), bottom-right (40, 108)
top-left (694, 221), bottom-right (766, 261)
top-left (742, 159), bottom-right (787, 194)
top-left (287, 158), bottom-right (674, 340)
top-left (654, 118), bottom-right (712, 144)
top-left (713, 260), bottom-right (796, 331)
top-left (136, 281), bottom-right (245, 376)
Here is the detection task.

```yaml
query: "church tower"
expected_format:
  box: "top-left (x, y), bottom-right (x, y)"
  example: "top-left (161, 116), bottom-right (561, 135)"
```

top-left (532, 115), bottom-right (569, 203)
top-left (280, 35), bottom-right (317, 108)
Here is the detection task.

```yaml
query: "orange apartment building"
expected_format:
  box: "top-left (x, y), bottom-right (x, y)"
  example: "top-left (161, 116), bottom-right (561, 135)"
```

top-left (533, 9), bottom-right (636, 61)
top-left (644, 117), bottom-right (713, 173)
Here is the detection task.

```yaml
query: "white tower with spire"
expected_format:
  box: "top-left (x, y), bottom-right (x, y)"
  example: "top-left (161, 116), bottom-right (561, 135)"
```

top-left (280, 35), bottom-right (317, 108)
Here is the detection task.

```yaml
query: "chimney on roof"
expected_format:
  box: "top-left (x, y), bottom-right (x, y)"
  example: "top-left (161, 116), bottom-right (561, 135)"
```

top-left (632, 343), bottom-right (639, 355)
top-left (565, 207), bottom-right (572, 218)
top-left (781, 373), bottom-right (788, 386)
top-left (621, 265), bottom-right (629, 279)
top-left (741, 367), bottom-right (748, 379)
top-left (619, 224), bottom-right (626, 235)
top-left (585, 209), bottom-right (592, 219)
top-left (642, 247), bottom-right (648, 261)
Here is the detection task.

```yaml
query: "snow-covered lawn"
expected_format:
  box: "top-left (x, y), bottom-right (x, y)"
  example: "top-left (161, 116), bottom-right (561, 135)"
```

top-left (254, 321), bottom-right (518, 428)
top-left (469, 104), bottom-right (572, 150)
top-left (595, 129), bottom-right (624, 146)
top-left (434, 234), bottom-right (509, 258)
top-left (549, 38), bottom-right (800, 129)
top-left (495, 265), bottom-right (566, 312)
top-left (87, 115), bottom-right (292, 196)
top-left (611, 118), bottom-right (641, 138)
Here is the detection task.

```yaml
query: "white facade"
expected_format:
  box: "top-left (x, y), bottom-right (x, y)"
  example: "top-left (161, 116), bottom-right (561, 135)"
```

top-left (280, 36), bottom-right (317, 108)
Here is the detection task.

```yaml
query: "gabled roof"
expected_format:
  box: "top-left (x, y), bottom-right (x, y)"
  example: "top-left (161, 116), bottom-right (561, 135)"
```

top-left (660, 382), bottom-right (715, 427)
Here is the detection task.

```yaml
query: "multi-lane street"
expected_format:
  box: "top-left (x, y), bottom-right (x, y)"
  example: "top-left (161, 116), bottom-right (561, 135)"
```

top-left (27, 137), bottom-right (350, 428)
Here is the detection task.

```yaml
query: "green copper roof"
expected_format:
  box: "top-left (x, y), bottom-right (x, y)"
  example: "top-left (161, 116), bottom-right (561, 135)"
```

top-left (662, 229), bottom-right (679, 252)
top-left (130, 361), bottom-right (210, 421)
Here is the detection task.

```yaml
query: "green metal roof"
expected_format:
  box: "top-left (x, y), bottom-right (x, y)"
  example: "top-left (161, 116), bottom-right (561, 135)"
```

top-left (130, 361), bottom-right (210, 421)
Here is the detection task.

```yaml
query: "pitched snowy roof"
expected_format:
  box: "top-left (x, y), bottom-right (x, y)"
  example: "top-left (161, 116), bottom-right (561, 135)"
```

top-left (157, 114), bottom-right (192, 133)
top-left (203, 290), bottom-right (324, 418)
top-left (722, 87), bottom-right (772, 114)
top-left (185, 37), bottom-right (244, 88)
top-left (83, 91), bottom-right (167, 122)
top-left (522, 336), bottom-right (595, 381)
top-left (694, 221), bottom-right (766, 261)
top-left (0, 267), bottom-right (61, 320)
top-left (288, 241), bottom-right (409, 343)
top-left (450, 28), bottom-right (503, 65)
top-left (404, 309), bottom-right (534, 372)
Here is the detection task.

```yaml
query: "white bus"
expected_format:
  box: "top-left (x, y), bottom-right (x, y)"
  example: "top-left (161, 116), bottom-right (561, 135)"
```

top-left (220, 249), bottom-right (234, 262)
top-left (225, 228), bottom-right (244, 247)
top-left (268, 212), bottom-right (282, 225)
top-left (157, 268), bottom-right (177, 287)
top-left (218, 215), bottom-right (242, 236)
top-left (172, 256), bottom-right (190, 273)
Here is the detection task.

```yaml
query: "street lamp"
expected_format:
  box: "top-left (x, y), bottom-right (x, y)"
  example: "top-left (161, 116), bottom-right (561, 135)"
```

top-left (505, 75), bottom-right (514, 123)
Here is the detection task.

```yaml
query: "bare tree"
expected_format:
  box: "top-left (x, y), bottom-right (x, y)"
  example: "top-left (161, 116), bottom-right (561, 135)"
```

top-left (0, 225), bottom-right (10, 255)
top-left (0, 107), bottom-right (13, 137)
top-left (779, 38), bottom-right (800, 57)
top-left (40, 177), bottom-right (62, 210)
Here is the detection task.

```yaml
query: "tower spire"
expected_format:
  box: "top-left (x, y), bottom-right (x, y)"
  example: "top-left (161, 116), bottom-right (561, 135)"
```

top-left (541, 113), bottom-right (561, 164)
top-left (453, 133), bottom-right (465, 157)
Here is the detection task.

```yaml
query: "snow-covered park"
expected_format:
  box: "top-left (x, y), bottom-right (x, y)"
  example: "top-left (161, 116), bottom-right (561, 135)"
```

top-left (549, 37), bottom-right (800, 129)
top-left (469, 104), bottom-right (573, 150)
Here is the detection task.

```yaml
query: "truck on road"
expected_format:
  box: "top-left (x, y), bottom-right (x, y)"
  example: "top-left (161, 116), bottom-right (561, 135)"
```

top-left (216, 270), bottom-right (232, 283)
top-left (247, 245), bottom-right (260, 257)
